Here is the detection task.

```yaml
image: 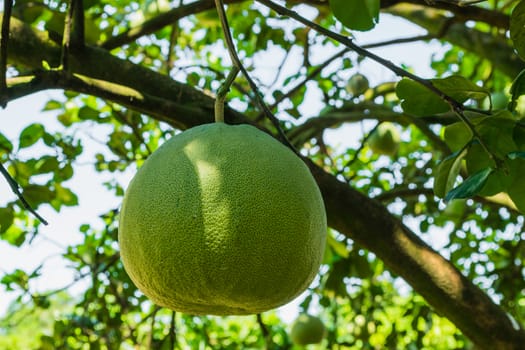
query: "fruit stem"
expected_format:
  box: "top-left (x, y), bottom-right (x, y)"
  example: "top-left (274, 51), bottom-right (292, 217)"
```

top-left (214, 65), bottom-right (240, 123)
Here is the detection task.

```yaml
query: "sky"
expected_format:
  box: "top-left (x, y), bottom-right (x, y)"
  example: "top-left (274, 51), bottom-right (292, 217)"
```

top-left (0, 11), bottom-right (445, 322)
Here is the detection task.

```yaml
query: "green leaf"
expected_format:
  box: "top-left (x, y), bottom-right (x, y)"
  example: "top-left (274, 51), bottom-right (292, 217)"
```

top-left (432, 75), bottom-right (489, 101)
top-left (509, 69), bottom-right (525, 112)
top-left (19, 123), bottom-right (45, 149)
top-left (327, 233), bottom-right (349, 259)
top-left (56, 163), bottom-right (74, 181)
top-left (2, 225), bottom-right (26, 246)
top-left (396, 78), bottom-right (449, 116)
top-left (52, 185), bottom-right (79, 210)
top-left (78, 106), bottom-right (101, 120)
top-left (514, 122), bottom-right (525, 149)
top-left (465, 141), bottom-right (512, 196)
top-left (23, 185), bottom-right (56, 206)
top-left (476, 116), bottom-right (517, 158)
top-left (1, 269), bottom-right (29, 291)
top-left (0, 132), bottom-right (13, 153)
top-left (510, 0), bottom-right (525, 61)
top-left (0, 206), bottom-right (15, 234)
top-left (443, 122), bottom-right (472, 152)
top-left (35, 156), bottom-right (60, 174)
top-left (396, 76), bottom-right (488, 116)
top-left (445, 167), bottom-right (493, 201)
top-left (507, 159), bottom-right (525, 212)
top-left (42, 100), bottom-right (63, 111)
top-left (508, 151), bottom-right (525, 160)
top-left (433, 148), bottom-right (467, 198)
top-left (329, 0), bottom-right (379, 31)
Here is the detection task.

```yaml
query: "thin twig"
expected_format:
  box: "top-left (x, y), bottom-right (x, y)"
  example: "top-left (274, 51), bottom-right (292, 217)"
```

top-left (111, 107), bottom-right (153, 155)
top-left (214, 0), bottom-right (296, 151)
top-left (259, 32), bottom-right (445, 121)
top-left (0, 162), bottom-right (48, 225)
top-left (265, 47), bottom-right (293, 89)
top-left (361, 34), bottom-right (434, 49)
top-left (215, 66), bottom-right (240, 122)
top-left (0, 0), bottom-right (13, 108)
top-left (256, 314), bottom-right (273, 349)
top-left (61, 1), bottom-right (74, 70)
top-left (148, 306), bottom-right (160, 349)
top-left (256, 0), bottom-right (499, 165)
top-left (341, 123), bottom-right (380, 176)
top-left (256, 47), bottom-right (350, 121)
top-left (169, 311), bottom-right (177, 349)
top-left (61, 0), bottom-right (84, 71)
top-left (166, 23), bottom-right (179, 73)
top-left (72, 0), bottom-right (85, 48)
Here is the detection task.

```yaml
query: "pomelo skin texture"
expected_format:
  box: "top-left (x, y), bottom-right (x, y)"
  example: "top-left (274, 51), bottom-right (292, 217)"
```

top-left (291, 314), bottom-right (325, 345)
top-left (118, 123), bottom-right (327, 316)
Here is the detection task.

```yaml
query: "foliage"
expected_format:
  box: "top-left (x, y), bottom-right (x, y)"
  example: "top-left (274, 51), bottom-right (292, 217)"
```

top-left (1, 0), bottom-right (525, 349)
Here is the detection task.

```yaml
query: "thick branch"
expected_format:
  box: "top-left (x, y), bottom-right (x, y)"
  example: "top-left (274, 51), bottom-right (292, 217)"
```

top-left (306, 162), bottom-right (525, 350)
top-left (0, 0), bottom-right (12, 106)
top-left (5, 16), bottom-right (525, 349)
top-left (6, 16), bottom-right (246, 128)
top-left (287, 103), bottom-right (451, 154)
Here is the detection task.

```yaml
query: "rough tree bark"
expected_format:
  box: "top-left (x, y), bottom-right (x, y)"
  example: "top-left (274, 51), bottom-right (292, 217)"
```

top-left (3, 14), bottom-right (525, 350)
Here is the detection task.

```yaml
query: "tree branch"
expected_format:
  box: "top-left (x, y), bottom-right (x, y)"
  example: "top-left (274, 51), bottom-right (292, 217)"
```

top-left (214, 0), bottom-right (295, 149)
top-left (287, 103), bottom-right (451, 154)
top-left (0, 162), bottom-right (48, 225)
top-left (306, 161), bottom-right (525, 350)
top-left (257, 47), bottom-right (350, 121)
top-left (0, 0), bottom-right (13, 107)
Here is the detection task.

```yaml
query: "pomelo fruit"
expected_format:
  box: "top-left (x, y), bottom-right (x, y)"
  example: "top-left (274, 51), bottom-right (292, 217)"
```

top-left (346, 73), bottom-right (369, 96)
top-left (290, 314), bottom-right (325, 345)
top-left (118, 123), bottom-right (327, 315)
top-left (367, 122), bottom-right (400, 157)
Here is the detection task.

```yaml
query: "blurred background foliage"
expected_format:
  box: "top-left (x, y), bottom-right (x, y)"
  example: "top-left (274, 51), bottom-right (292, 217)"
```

top-left (1, 0), bottom-right (525, 348)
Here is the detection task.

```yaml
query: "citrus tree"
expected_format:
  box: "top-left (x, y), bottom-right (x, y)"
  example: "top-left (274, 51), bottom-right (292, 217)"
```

top-left (1, 0), bottom-right (525, 349)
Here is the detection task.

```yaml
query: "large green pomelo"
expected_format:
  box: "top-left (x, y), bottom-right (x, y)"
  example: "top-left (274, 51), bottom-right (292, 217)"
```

top-left (118, 123), bottom-right (327, 315)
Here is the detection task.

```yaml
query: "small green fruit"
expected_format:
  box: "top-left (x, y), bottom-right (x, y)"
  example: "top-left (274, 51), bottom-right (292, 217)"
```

top-left (367, 122), bottom-right (400, 157)
top-left (346, 74), bottom-right (369, 96)
top-left (291, 314), bottom-right (325, 345)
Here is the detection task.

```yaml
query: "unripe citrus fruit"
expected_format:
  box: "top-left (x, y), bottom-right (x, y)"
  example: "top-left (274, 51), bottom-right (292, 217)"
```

top-left (346, 73), bottom-right (369, 96)
top-left (291, 314), bottom-right (325, 345)
top-left (118, 123), bottom-right (327, 315)
top-left (367, 122), bottom-right (400, 157)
